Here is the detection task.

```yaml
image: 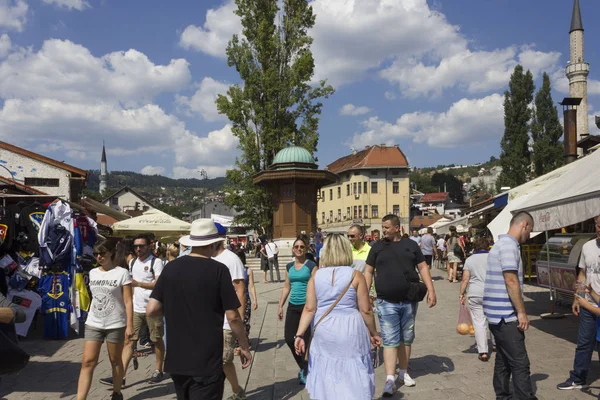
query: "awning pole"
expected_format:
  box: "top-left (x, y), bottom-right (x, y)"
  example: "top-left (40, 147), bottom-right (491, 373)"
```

top-left (541, 230), bottom-right (564, 319)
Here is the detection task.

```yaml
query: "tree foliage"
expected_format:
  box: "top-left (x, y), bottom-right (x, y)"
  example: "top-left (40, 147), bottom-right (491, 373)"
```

top-left (431, 173), bottom-right (464, 203)
top-left (217, 0), bottom-right (334, 233)
top-left (531, 72), bottom-right (563, 177)
top-left (498, 65), bottom-right (535, 190)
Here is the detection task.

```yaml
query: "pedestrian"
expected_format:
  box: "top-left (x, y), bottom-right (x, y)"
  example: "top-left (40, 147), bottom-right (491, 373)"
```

top-left (212, 223), bottom-right (248, 400)
top-left (315, 227), bottom-right (323, 245)
top-left (409, 229), bottom-right (421, 246)
top-left (483, 211), bottom-right (536, 400)
top-left (347, 224), bottom-right (371, 273)
top-left (446, 226), bottom-right (465, 283)
top-left (277, 237), bottom-right (318, 385)
top-left (78, 239), bottom-right (133, 400)
top-left (146, 219), bottom-right (252, 400)
top-left (234, 248), bottom-right (258, 355)
top-left (557, 215), bottom-right (600, 391)
top-left (0, 268), bottom-right (27, 376)
top-left (459, 237), bottom-right (495, 362)
top-left (99, 234), bottom-right (166, 387)
top-left (294, 233), bottom-right (381, 400)
top-left (436, 234), bottom-right (447, 270)
top-left (370, 229), bottom-right (381, 244)
top-left (265, 239), bottom-right (281, 282)
top-left (364, 214), bottom-right (437, 397)
top-left (257, 243), bottom-right (269, 283)
top-left (420, 227), bottom-right (438, 269)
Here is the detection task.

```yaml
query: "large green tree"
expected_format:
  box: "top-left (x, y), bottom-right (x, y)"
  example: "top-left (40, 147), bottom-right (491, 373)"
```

top-left (531, 72), bottom-right (563, 177)
top-left (217, 0), bottom-right (334, 233)
top-left (497, 65), bottom-right (535, 190)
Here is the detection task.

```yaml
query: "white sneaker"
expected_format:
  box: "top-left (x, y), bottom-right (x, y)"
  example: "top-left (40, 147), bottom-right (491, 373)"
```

top-left (382, 379), bottom-right (397, 397)
top-left (399, 373), bottom-right (416, 387)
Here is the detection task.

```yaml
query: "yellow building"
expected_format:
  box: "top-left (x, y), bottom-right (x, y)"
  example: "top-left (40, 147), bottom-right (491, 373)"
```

top-left (317, 144), bottom-right (410, 237)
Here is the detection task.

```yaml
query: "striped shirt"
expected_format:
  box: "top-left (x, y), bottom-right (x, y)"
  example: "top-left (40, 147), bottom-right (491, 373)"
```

top-left (483, 234), bottom-right (522, 325)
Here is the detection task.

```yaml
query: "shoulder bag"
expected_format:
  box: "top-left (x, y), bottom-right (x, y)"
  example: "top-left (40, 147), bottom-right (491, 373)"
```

top-left (387, 241), bottom-right (428, 302)
top-left (304, 269), bottom-right (357, 361)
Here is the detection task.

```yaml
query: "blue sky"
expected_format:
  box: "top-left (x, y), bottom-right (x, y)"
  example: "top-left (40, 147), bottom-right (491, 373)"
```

top-left (0, 0), bottom-right (598, 179)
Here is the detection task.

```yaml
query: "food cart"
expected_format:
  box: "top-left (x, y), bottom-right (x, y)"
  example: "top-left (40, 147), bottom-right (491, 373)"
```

top-left (536, 233), bottom-right (594, 293)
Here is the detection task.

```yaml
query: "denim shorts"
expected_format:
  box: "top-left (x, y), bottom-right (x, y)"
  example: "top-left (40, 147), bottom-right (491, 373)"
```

top-left (376, 299), bottom-right (418, 347)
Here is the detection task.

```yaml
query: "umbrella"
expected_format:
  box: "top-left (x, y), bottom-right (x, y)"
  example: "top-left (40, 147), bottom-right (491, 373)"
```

top-left (112, 209), bottom-right (191, 238)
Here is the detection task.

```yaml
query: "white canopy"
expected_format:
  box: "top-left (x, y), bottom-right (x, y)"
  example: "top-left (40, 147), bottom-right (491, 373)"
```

top-left (512, 149), bottom-right (600, 231)
top-left (113, 209), bottom-right (191, 238)
top-left (435, 215), bottom-right (470, 235)
top-left (418, 217), bottom-right (452, 234)
top-left (211, 213), bottom-right (234, 228)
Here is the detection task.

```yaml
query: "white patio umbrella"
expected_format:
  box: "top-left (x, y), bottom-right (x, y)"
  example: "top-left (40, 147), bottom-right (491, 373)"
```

top-left (112, 209), bottom-right (191, 240)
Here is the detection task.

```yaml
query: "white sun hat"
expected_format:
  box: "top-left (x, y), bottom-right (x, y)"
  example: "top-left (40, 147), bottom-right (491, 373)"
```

top-left (179, 219), bottom-right (226, 247)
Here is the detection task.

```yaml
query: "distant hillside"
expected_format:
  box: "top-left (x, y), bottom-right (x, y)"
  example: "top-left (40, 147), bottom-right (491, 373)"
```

top-left (86, 170), bottom-right (227, 192)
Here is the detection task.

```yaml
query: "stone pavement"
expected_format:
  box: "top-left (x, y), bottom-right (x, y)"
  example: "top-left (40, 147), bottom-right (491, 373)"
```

top-left (1, 266), bottom-right (599, 400)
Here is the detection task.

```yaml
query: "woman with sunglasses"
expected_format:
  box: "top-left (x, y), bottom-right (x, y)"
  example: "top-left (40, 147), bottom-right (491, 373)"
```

top-left (277, 236), bottom-right (317, 385)
top-left (77, 239), bottom-right (133, 400)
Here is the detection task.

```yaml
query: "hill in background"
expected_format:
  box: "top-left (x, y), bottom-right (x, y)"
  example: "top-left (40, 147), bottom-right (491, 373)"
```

top-left (86, 170), bottom-right (227, 193)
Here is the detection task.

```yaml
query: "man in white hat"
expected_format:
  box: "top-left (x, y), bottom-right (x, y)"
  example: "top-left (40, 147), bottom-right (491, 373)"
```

top-left (147, 219), bottom-right (251, 400)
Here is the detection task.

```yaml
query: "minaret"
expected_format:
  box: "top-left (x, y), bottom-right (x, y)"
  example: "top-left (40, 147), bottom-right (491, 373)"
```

top-left (566, 0), bottom-right (589, 155)
top-left (99, 141), bottom-right (108, 193)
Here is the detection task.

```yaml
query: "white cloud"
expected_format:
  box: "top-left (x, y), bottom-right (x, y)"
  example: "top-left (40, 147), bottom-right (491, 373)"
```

top-left (173, 165), bottom-right (232, 179)
top-left (553, 69), bottom-right (600, 96)
top-left (339, 104), bottom-right (371, 116)
top-left (0, 39), bottom-right (191, 104)
top-left (0, 0), bottom-right (27, 31)
top-left (178, 0), bottom-right (241, 58)
top-left (66, 150), bottom-right (86, 160)
top-left (350, 93), bottom-right (504, 148)
top-left (0, 34), bottom-right (11, 57)
top-left (384, 91), bottom-right (396, 100)
top-left (141, 165), bottom-right (166, 176)
top-left (171, 124), bottom-right (238, 166)
top-left (42, 0), bottom-right (89, 11)
top-left (176, 77), bottom-right (230, 121)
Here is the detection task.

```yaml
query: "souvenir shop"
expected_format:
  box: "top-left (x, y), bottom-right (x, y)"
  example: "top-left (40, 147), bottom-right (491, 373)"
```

top-left (0, 194), bottom-right (100, 340)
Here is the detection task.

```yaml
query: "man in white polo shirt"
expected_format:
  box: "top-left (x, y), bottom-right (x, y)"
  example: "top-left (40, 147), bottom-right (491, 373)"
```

top-left (265, 239), bottom-right (281, 282)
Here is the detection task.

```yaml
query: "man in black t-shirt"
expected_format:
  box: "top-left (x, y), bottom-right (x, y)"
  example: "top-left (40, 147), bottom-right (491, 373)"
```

top-left (365, 214), bottom-right (437, 397)
top-left (147, 219), bottom-right (252, 400)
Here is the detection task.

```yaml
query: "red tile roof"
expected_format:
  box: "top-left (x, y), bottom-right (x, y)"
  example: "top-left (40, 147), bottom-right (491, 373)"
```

top-left (97, 214), bottom-right (118, 227)
top-left (326, 145), bottom-right (409, 174)
top-left (410, 214), bottom-right (443, 229)
top-left (420, 192), bottom-right (449, 203)
top-left (0, 141), bottom-right (87, 177)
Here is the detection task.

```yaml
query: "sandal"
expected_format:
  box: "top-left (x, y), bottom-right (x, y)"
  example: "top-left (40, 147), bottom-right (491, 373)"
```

top-left (492, 346), bottom-right (496, 352)
top-left (478, 353), bottom-right (489, 362)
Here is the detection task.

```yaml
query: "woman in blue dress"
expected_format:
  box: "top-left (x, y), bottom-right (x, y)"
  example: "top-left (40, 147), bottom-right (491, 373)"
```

top-left (294, 233), bottom-right (381, 400)
top-left (277, 236), bottom-right (317, 385)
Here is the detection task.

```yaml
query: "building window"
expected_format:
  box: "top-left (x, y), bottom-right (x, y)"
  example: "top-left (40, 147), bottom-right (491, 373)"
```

top-left (354, 206), bottom-right (358, 219)
top-left (337, 209), bottom-right (341, 220)
top-left (372, 205), bottom-right (378, 218)
top-left (364, 182), bottom-right (368, 193)
top-left (358, 206), bottom-right (362, 218)
top-left (111, 197), bottom-right (118, 206)
top-left (329, 210), bottom-right (333, 221)
top-left (346, 207), bottom-right (351, 219)
top-left (393, 205), bottom-right (400, 215)
top-left (353, 182), bottom-right (357, 195)
top-left (371, 170), bottom-right (378, 176)
top-left (321, 191), bottom-right (325, 202)
top-left (393, 181), bottom-right (399, 194)
top-left (24, 177), bottom-right (59, 187)
top-left (322, 212), bottom-right (325, 223)
top-left (363, 205), bottom-right (368, 218)
top-left (358, 182), bottom-right (362, 194)
top-left (329, 189), bottom-right (333, 201)
top-left (337, 187), bottom-right (341, 198)
top-left (346, 184), bottom-right (350, 196)
top-left (371, 182), bottom-right (378, 193)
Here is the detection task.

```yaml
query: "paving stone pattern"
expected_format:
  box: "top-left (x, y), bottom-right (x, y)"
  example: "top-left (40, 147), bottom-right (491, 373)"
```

top-left (0, 267), bottom-right (598, 399)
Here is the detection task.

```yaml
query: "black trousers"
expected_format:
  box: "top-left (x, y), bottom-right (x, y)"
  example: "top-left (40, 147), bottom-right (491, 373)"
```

top-left (285, 303), bottom-right (311, 374)
top-left (171, 373), bottom-right (225, 400)
top-left (489, 321), bottom-right (537, 400)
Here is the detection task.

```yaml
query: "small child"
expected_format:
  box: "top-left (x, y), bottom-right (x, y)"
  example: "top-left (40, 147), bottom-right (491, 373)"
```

top-left (575, 284), bottom-right (600, 337)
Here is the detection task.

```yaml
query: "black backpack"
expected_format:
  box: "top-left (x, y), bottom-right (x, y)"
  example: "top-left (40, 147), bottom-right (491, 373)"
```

top-left (130, 257), bottom-right (157, 277)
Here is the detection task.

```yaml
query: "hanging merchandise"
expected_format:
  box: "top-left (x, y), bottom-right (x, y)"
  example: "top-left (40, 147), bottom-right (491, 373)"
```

top-left (39, 201), bottom-right (75, 272)
top-left (18, 202), bottom-right (47, 255)
top-left (39, 271), bottom-right (71, 339)
top-left (8, 289), bottom-right (43, 337)
top-left (77, 216), bottom-right (98, 257)
top-left (0, 206), bottom-right (15, 254)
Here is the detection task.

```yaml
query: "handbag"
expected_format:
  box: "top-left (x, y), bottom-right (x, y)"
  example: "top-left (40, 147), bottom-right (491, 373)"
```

top-left (304, 270), bottom-right (357, 361)
top-left (0, 326), bottom-right (30, 375)
top-left (386, 241), bottom-right (428, 302)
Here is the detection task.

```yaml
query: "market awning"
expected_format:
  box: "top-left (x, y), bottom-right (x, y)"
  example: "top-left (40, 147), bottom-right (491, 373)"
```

top-left (112, 209), bottom-right (191, 239)
top-left (488, 194), bottom-right (541, 241)
top-left (512, 149), bottom-right (600, 231)
top-left (80, 197), bottom-right (131, 221)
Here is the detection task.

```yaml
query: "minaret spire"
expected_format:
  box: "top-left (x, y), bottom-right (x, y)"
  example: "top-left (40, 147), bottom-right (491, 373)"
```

top-left (99, 141), bottom-right (108, 193)
top-left (570, 0), bottom-right (583, 33)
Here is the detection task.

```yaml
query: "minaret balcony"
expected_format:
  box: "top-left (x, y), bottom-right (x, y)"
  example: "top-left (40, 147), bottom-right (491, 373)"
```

top-left (566, 61), bottom-right (590, 78)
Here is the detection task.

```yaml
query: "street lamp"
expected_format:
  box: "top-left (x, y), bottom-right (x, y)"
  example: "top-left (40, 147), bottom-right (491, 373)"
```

top-left (199, 169), bottom-right (208, 218)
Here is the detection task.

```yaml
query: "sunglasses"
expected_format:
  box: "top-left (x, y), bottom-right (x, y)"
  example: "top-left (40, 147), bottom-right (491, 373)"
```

top-left (133, 244), bottom-right (147, 249)
top-left (293, 245), bottom-right (306, 249)
top-left (93, 252), bottom-right (106, 257)
top-left (347, 234), bottom-right (356, 238)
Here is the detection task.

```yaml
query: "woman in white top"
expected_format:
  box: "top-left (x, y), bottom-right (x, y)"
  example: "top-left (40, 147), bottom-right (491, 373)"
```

top-left (77, 238), bottom-right (133, 400)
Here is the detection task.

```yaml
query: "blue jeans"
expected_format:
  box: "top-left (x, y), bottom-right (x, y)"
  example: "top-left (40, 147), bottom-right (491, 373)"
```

top-left (569, 307), bottom-right (598, 383)
top-left (376, 299), bottom-right (418, 347)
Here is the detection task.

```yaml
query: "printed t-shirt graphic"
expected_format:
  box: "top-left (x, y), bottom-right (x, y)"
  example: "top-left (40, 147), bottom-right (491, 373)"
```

top-left (87, 267), bottom-right (131, 330)
top-left (8, 289), bottom-right (42, 337)
top-left (19, 204), bottom-right (46, 254)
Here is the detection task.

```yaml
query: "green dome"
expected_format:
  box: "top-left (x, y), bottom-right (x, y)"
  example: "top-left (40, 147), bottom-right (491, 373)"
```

top-left (272, 146), bottom-right (315, 166)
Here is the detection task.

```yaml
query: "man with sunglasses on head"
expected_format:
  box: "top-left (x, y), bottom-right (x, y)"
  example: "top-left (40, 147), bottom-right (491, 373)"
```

top-left (100, 233), bottom-right (166, 387)
top-left (347, 224), bottom-right (371, 273)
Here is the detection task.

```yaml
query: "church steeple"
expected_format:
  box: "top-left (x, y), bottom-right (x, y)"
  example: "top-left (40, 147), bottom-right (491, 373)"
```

top-left (99, 141), bottom-right (108, 194)
top-left (570, 0), bottom-right (583, 33)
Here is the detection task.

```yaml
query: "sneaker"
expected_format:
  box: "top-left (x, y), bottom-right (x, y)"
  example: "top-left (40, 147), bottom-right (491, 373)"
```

top-left (399, 373), bottom-right (416, 387)
top-left (227, 389), bottom-right (247, 400)
top-left (140, 341), bottom-right (154, 349)
top-left (99, 377), bottom-right (126, 387)
top-left (298, 369), bottom-right (306, 385)
top-left (133, 356), bottom-right (139, 371)
top-left (382, 379), bottom-right (397, 397)
top-left (149, 370), bottom-right (164, 384)
top-left (111, 393), bottom-right (123, 400)
top-left (556, 379), bottom-right (587, 390)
